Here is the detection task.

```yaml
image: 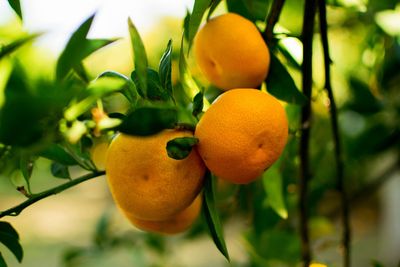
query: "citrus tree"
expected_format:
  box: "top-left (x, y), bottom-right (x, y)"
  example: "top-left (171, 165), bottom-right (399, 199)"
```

top-left (1, 0), bottom-right (399, 267)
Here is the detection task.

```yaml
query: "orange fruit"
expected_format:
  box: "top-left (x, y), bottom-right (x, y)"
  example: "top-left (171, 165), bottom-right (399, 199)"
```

top-left (195, 89), bottom-right (288, 184)
top-left (194, 13), bottom-right (270, 90)
top-left (105, 129), bottom-right (205, 221)
top-left (124, 195), bottom-right (202, 235)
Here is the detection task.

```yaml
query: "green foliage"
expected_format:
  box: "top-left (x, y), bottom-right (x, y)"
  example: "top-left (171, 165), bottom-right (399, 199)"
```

top-left (51, 162), bottom-right (70, 179)
top-left (0, 222), bottom-right (23, 264)
top-left (56, 14), bottom-right (117, 81)
top-left (166, 137), bottom-right (199, 160)
top-left (262, 164), bottom-right (288, 219)
top-left (0, 34), bottom-right (39, 59)
top-left (6, 0), bottom-right (22, 20)
top-left (187, 0), bottom-right (213, 50)
top-left (159, 40), bottom-right (174, 100)
top-left (202, 172), bottom-right (230, 261)
top-left (226, 0), bottom-right (270, 22)
top-left (266, 52), bottom-right (307, 105)
top-left (128, 18), bottom-right (148, 97)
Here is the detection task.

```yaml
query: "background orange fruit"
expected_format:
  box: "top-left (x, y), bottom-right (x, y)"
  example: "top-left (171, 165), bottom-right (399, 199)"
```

top-left (106, 130), bottom-right (205, 221)
top-left (195, 89), bottom-right (288, 184)
top-left (194, 13), bottom-right (270, 90)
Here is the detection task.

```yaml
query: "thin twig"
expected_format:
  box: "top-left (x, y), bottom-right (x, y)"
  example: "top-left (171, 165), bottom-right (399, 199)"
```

top-left (264, 0), bottom-right (286, 43)
top-left (0, 171), bottom-right (105, 219)
top-left (300, 0), bottom-right (318, 266)
top-left (317, 1), bottom-right (351, 266)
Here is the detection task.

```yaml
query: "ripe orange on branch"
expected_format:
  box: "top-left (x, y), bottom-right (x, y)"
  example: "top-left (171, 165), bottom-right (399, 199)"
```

top-left (195, 89), bottom-right (288, 184)
top-left (105, 129), bottom-right (205, 221)
top-left (194, 13), bottom-right (270, 90)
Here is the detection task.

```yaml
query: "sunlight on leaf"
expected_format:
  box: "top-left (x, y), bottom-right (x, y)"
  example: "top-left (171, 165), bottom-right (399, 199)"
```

top-left (262, 164), bottom-right (288, 219)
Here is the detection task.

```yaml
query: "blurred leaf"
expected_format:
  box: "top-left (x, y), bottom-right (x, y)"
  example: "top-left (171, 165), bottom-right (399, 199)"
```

top-left (39, 144), bottom-right (78, 166)
top-left (371, 260), bottom-right (385, 267)
top-left (262, 165), bottom-right (288, 219)
top-left (192, 91), bottom-right (204, 117)
top-left (0, 253), bottom-right (6, 267)
top-left (159, 39), bottom-right (174, 100)
top-left (98, 71), bottom-right (139, 106)
top-left (188, 0), bottom-right (212, 50)
top-left (131, 69), bottom-right (169, 101)
top-left (7, 0), bottom-right (22, 20)
top-left (117, 106), bottom-right (177, 136)
top-left (203, 172), bottom-right (230, 261)
top-left (266, 52), bottom-right (307, 105)
top-left (344, 77), bottom-right (383, 114)
top-left (375, 6), bottom-right (400, 36)
top-left (0, 34), bottom-right (40, 59)
top-left (64, 77), bottom-right (125, 121)
top-left (0, 232), bottom-right (23, 262)
top-left (0, 222), bottom-right (19, 240)
top-left (128, 18), bottom-right (148, 97)
top-left (207, 0), bottom-right (223, 20)
top-left (166, 137), bottom-right (199, 160)
top-left (19, 156), bottom-right (33, 192)
top-left (57, 14), bottom-right (117, 81)
top-left (94, 211), bottom-right (111, 247)
top-left (227, 0), bottom-right (270, 21)
top-left (179, 35), bottom-right (202, 98)
top-left (183, 11), bottom-right (191, 42)
top-left (51, 162), bottom-right (70, 179)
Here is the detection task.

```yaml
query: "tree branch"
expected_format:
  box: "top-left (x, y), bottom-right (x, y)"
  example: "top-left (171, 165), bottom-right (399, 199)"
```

top-left (0, 171), bottom-right (105, 219)
top-left (299, 0), bottom-right (317, 266)
top-left (264, 0), bottom-right (286, 43)
top-left (318, 1), bottom-right (351, 266)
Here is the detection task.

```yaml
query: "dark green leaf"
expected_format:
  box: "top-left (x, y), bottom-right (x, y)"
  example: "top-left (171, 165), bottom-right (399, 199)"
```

top-left (0, 253), bottom-right (6, 267)
top-left (94, 211), bottom-right (112, 247)
top-left (179, 35), bottom-right (201, 96)
top-left (203, 171), bottom-right (230, 261)
top-left (188, 0), bottom-right (213, 50)
top-left (0, 232), bottom-right (23, 262)
top-left (98, 71), bottom-right (139, 106)
top-left (39, 144), bottom-right (78, 165)
top-left (166, 137), bottom-right (199, 160)
top-left (117, 107), bottom-right (177, 136)
top-left (226, 0), bottom-right (270, 22)
top-left (0, 34), bottom-right (40, 59)
top-left (159, 40), bottom-right (174, 100)
top-left (266, 52), bottom-right (308, 105)
top-left (226, 0), bottom-right (253, 21)
top-left (7, 0), bottom-right (22, 20)
top-left (56, 14), bottom-right (117, 81)
top-left (0, 222), bottom-right (19, 240)
top-left (183, 11), bottom-right (191, 42)
top-left (192, 91), bottom-right (204, 117)
top-left (344, 77), bottom-right (383, 114)
top-left (131, 69), bottom-right (169, 101)
top-left (128, 18), bottom-right (148, 97)
top-left (262, 165), bottom-right (288, 219)
top-left (51, 162), bottom-right (70, 179)
top-left (371, 260), bottom-right (384, 267)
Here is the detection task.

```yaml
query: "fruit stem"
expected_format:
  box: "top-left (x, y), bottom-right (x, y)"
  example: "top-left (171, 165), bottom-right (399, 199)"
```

top-left (264, 0), bottom-right (286, 43)
top-left (318, 1), bottom-right (351, 266)
top-left (299, 0), bottom-right (317, 266)
top-left (0, 171), bottom-right (105, 219)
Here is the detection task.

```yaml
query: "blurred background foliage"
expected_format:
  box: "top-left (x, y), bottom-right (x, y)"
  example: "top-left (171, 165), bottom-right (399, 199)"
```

top-left (0, 0), bottom-right (399, 266)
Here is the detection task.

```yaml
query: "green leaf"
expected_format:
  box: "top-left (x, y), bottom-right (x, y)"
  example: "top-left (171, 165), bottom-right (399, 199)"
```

top-left (207, 0), bottom-right (223, 20)
top-left (0, 253), bottom-right (6, 267)
top-left (203, 171), bottom-right (230, 261)
top-left (51, 162), bottom-right (70, 179)
top-left (192, 92), bottom-right (204, 117)
top-left (226, 0), bottom-right (270, 22)
top-left (56, 14), bottom-right (117, 81)
top-left (7, 0), bottom-right (22, 20)
top-left (266, 52), bottom-right (308, 105)
top-left (371, 260), bottom-right (385, 267)
top-left (98, 71), bottom-right (139, 106)
top-left (262, 165), bottom-right (288, 219)
top-left (0, 232), bottom-right (23, 263)
top-left (19, 156), bottom-right (33, 192)
top-left (128, 18), bottom-right (148, 97)
top-left (0, 222), bottom-right (19, 240)
top-left (166, 137), bottom-right (199, 160)
top-left (188, 0), bottom-right (213, 50)
top-left (117, 106), bottom-right (177, 136)
top-left (344, 77), bottom-right (383, 115)
top-left (131, 69), bottom-right (169, 101)
top-left (159, 39), bottom-right (174, 100)
top-left (0, 34), bottom-right (40, 59)
top-left (39, 144), bottom-right (78, 165)
top-left (179, 35), bottom-right (202, 98)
